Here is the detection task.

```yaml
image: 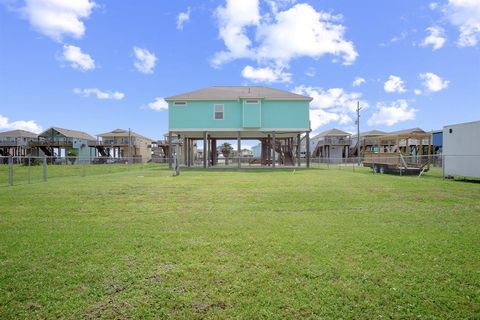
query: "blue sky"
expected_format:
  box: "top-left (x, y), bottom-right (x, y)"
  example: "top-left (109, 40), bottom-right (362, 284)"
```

top-left (0, 0), bottom-right (479, 142)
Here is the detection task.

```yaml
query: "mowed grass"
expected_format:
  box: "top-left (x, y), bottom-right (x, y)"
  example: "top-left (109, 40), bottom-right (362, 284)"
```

top-left (1, 166), bottom-right (479, 319)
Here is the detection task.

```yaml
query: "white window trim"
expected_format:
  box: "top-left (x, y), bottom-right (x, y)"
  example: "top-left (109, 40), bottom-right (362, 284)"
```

top-left (214, 104), bottom-right (224, 120)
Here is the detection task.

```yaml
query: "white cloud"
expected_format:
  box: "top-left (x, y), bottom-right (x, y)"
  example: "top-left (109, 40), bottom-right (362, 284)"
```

top-left (421, 26), bottom-right (446, 50)
top-left (443, 0), bottom-right (480, 47)
top-left (367, 100), bottom-right (417, 126)
top-left (0, 114), bottom-right (42, 133)
top-left (212, 1), bottom-right (357, 78)
top-left (176, 7), bottom-right (191, 30)
top-left (147, 97), bottom-right (168, 111)
top-left (419, 72), bottom-right (449, 92)
top-left (61, 44), bottom-right (95, 71)
top-left (21, 0), bottom-right (96, 41)
top-left (293, 85), bottom-right (367, 131)
top-left (255, 4), bottom-right (357, 65)
top-left (384, 75), bottom-right (406, 93)
top-left (74, 88), bottom-right (125, 100)
top-left (133, 47), bottom-right (157, 74)
top-left (430, 2), bottom-right (439, 10)
top-left (241, 65), bottom-right (291, 83)
top-left (352, 77), bottom-right (366, 87)
top-left (212, 0), bottom-right (261, 66)
top-left (414, 89), bottom-right (423, 95)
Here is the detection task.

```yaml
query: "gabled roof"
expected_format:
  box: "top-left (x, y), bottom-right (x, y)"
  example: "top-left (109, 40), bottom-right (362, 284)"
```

top-left (352, 130), bottom-right (386, 138)
top-left (39, 127), bottom-right (96, 141)
top-left (312, 128), bottom-right (351, 140)
top-left (97, 129), bottom-right (154, 142)
top-left (164, 86), bottom-right (313, 101)
top-left (0, 129), bottom-right (38, 138)
top-left (386, 127), bottom-right (425, 135)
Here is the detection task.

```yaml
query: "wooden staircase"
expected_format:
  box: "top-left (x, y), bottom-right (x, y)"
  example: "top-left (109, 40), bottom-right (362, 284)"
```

top-left (275, 141), bottom-right (295, 166)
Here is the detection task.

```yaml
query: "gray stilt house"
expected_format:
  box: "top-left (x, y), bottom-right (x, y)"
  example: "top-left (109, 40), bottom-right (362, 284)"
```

top-left (310, 128), bottom-right (352, 163)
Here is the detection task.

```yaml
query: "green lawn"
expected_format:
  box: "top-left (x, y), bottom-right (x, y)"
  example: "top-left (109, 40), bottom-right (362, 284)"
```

top-left (1, 166), bottom-right (479, 318)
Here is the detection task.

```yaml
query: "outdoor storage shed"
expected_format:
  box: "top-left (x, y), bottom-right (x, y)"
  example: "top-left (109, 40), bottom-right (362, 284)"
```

top-left (443, 120), bottom-right (480, 179)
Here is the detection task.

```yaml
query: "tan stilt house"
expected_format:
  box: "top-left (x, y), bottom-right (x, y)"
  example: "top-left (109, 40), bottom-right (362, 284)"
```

top-left (97, 129), bottom-right (154, 163)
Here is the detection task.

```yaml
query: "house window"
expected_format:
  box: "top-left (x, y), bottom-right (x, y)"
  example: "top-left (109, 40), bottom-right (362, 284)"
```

top-left (174, 101), bottom-right (187, 106)
top-left (245, 99), bottom-right (259, 104)
top-left (214, 104), bottom-right (224, 120)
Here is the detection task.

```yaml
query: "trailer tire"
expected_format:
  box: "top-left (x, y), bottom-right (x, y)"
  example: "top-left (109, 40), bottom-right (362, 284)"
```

top-left (373, 165), bottom-right (379, 173)
top-left (379, 166), bottom-right (385, 174)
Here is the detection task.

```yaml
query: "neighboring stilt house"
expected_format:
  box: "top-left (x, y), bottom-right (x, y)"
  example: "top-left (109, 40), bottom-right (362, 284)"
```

top-left (350, 130), bottom-right (386, 156)
top-left (32, 127), bottom-right (97, 163)
top-left (0, 129), bottom-right (38, 162)
top-left (310, 128), bottom-right (352, 163)
top-left (97, 129), bottom-right (154, 163)
top-left (165, 86), bottom-right (312, 168)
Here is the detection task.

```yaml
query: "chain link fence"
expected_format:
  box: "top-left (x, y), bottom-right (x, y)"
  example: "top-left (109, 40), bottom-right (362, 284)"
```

top-left (0, 156), bottom-right (164, 187)
top-left (2, 154), bottom-right (478, 186)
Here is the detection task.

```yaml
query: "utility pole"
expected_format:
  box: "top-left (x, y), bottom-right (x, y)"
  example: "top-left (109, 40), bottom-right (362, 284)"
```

top-left (356, 101), bottom-right (362, 166)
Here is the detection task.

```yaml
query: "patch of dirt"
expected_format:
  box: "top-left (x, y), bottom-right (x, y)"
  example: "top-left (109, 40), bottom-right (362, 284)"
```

top-left (192, 301), bottom-right (227, 313)
top-left (144, 273), bottom-right (163, 282)
top-left (85, 297), bottom-right (132, 320)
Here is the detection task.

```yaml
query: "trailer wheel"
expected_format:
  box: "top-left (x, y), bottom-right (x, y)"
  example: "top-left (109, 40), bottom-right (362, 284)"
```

top-left (373, 165), bottom-right (379, 173)
top-left (379, 166), bottom-right (385, 174)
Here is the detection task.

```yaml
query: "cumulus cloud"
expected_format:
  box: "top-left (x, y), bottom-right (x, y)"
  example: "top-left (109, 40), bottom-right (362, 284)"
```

top-left (0, 114), bottom-right (42, 133)
top-left (147, 98), bottom-right (168, 111)
top-left (61, 44), bottom-right (95, 71)
top-left (212, 0), bottom-right (261, 66)
top-left (419, 72), bottom-right (449, 92)
top-left (443, 0), bottom-right (480, 47)
top-left (384, 75), bottom-right (406, 93)
top-left (177, 7), bottom-right (191, 30)
top-left (21, 0), bottom-right (96, 41)
top-left (212, 1), bottom-right (357, 82)
top-left (293, 85), bottom-right (367, 131)
top-left (241, 65), bottom-right (291, 83)
top-left (74, 88), bottom-right (125, 100)
top-left (352, 77), bottom-right (366, 87)
top-left (367, 100), bottom-right (417, 126)
top-left (421, 26), bottom-right (446, 50)
top-left (414, 89), bottom-right (423, 95)
top-left (133, 47), bottom-right (157, 74)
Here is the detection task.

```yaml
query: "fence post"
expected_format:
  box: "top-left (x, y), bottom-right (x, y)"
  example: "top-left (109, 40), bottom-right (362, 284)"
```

top-left (28, 156), bottom-right (31, 184)
top-left (42, 156), bottom-right (47, 182)
top-left (8, 156), bottom-right (13, 186)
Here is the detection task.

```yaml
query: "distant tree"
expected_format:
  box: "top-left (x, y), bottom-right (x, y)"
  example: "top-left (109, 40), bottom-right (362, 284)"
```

top-left (67, 149), bottom-right (78, 165)
top-left (220, 142), bottom-right (233, 165)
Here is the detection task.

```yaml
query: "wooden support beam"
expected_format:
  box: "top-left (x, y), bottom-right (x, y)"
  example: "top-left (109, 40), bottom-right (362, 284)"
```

top-left (203, 131), bottom-right (207, 168)
top-left (207, 134), bottom-right (211, 167)
top-left (168, 131), bottom-right (173, 169)
top-left (237, 131), bottom-right (241, 168)
top-left (306, 131), bottom-right (310, 168)
top-left (272, 132), bottom-right (276, 168)
top-left (297, 134), bottom-right (301, 167)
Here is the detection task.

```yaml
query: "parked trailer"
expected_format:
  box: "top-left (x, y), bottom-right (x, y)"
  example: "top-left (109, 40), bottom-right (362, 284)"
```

top-left (362, 131), bottom-right (432, 175)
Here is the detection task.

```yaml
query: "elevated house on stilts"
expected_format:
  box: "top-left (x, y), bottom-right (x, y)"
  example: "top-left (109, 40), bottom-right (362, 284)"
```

top-left (165, 86), bottom-right (312, 168)
top-left (0, 130), bottom-right (38, 163)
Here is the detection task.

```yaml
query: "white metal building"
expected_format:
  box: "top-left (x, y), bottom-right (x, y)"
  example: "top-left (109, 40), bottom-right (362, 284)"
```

top-left (443, 120), bottom-right (480, 178)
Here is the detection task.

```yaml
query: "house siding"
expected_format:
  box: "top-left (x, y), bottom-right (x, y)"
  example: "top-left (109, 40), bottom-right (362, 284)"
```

top-left (169, 99), bottom-right (309, 131)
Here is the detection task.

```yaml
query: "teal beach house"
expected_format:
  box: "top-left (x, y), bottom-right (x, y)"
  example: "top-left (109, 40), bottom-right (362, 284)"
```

top-left (166, 86), bottom-right (312, 168)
